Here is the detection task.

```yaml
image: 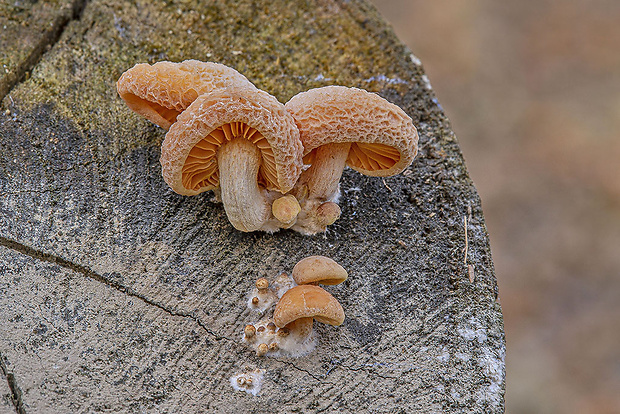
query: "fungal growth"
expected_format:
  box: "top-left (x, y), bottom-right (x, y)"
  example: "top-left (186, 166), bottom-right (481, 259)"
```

top-left (242, 256), bottom-right (347, 357)
top-left (271, 272), bottom-right (296, 298)
top-left (271, 194), bottom-right (302, 228)
top-left (243, 316), bottom-right (317, 358)
top-left (160, 86), bottom-right (304, 232)
top-left (292, 255), bottom-right (348, 285)
top-left (117, 60), bottom-right (255, 130)
top-left (285, 86), bottom-right (419, 234)
top-left (247, 277), bottom-right (277, 312)
top-left (274, 284), bottom-right (345, 342)
top-left (117, 61), bottom-right (418, 234)
top-left (230, 368), bottom-right (265, 396)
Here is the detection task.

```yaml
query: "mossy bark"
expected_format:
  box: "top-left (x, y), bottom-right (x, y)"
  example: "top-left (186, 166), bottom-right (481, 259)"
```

top-left (0, 0), bottom-right (505, 412)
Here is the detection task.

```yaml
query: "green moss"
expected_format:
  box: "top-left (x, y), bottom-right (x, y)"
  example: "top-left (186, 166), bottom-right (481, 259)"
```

top-left (6, 0), bottom-right (439, 138)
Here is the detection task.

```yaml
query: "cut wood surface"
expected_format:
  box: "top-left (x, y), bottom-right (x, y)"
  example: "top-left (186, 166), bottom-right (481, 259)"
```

top-left (0, 0), bottom-right (505, 412)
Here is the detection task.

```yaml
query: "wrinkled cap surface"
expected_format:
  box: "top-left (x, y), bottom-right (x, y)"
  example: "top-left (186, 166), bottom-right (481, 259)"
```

top-left (285, 85), bottom-right (418, 177)
top-left (292, 256), bottom-right (348, 285)
top-left (273, 285), bottom-right (345, 328)
top-left (117, 60), bottom-right (255, 130)
top-left (160, 86), bottom-right (303, 195)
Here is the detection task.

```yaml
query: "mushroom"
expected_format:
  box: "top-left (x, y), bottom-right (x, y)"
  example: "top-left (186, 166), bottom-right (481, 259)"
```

top-left (160, 86), bottom-right (304, 232)
top-left (117, 60), bottom-right (255, 130)
top-left (242, 275), bottom-right (345, 357)
top-left (271, 194), bottom-right (302, 228)
top-left (243, 318), bottom-right (281, 357)
top-left (256, 343), bottom-right (268, 357)
top-left (244, 324), bottom-right (256, 340)
top-left (292, 255), bottom-right (348, 286)
top-left (273, 285), bottom-right (345, 344)
top-left (284, 85), bottom-right (419, 234)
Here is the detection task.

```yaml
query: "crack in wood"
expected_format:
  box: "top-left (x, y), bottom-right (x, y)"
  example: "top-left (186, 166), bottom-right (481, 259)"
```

top-left (0, 236), bottom-right (228, 342)
top-left (0, 353), bottom-right (26, 414)
top-left (0, 0), bottom-right (88, 102)
top-left (0, 236), bottom-right (346, 386)
top-left (336, 363), bottom-right (398, 380)
top-left (273, 359), bottom-right (336, 385)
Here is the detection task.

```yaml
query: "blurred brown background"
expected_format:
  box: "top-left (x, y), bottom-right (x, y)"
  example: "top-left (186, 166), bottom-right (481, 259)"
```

top-left (370, 0), bottom-right (620, 413)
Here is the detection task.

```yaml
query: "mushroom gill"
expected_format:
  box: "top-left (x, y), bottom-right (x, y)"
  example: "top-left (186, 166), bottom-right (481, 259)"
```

top-left (182, 122), bottom-right (277, 191)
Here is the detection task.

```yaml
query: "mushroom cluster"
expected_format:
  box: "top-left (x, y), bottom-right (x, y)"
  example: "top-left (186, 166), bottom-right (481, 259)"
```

top-left (117, 60), bottom-right (418, 234)
top-left (242, 256), bottom-right (347, 358)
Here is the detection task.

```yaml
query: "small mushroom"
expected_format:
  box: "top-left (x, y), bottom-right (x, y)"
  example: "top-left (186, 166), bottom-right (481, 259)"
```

top-left (256, 343), bottom-right (268, 357)
top-left (230, 368), bottom-right (265, 396)
top-left (273, 285), bottom-right (345, 343)
top-left (160, 86), bottom-right (304, 232)
top-left (313, 201), bottom-right (341, 228)
top-left (292, 256), bottom-right (348, 286)
top-left (255, 277), bottom-right (269, 293)
top-left (285, 86), bottom-right (419, 234)
top-left (244, 324), bottom-right (256, 340)
top-left (117, 60), bottom-right (255, 130)
top-left (271, 194), bottom-right (302, 227)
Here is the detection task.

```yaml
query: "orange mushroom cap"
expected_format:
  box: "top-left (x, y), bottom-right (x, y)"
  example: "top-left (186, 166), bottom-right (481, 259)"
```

top-left (117, 60), bottom-right (255, 130)
top-left (273, 285), bottom-right (345, 328)
top-left (292, 256), bottom-right (348, 285)
top-left (285, 85), bottom-right (418, 177)
top-left (160, 86), bottom-right (303, 196)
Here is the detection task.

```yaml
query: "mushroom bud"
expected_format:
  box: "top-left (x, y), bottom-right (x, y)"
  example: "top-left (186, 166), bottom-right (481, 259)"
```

top-left (255, 278), bottom-right (269, 293)
top-left (256, 343), bottom-right (268, 357)
top-left (244, 324), bottom-right (256, 339)
top-left (271, 194), bottom-right (302, 227)
top-left (247, 277), bottom-right (277, 312)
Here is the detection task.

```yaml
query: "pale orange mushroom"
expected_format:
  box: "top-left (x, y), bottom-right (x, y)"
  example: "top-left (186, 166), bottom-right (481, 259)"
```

top-left (285, 86), bottom-right (419, 234)
top-left (292, 256), bottom-right (348, 286)
top-left (273, 285), bottom-right (345, 340)
top-left (160, 86), bottom-right (303, 232)
top-left (117, 60), bottom-right (255, 130)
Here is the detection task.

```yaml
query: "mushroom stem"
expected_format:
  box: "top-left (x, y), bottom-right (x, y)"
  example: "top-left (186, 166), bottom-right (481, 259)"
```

top-left (284, 317), bottom-right (314, 340)
top-left (299, 142), bottom-right (351, 201)
top-left (217, 137), bottom-right (271, 231)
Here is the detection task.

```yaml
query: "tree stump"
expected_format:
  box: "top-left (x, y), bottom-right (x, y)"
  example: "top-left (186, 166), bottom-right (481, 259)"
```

top-left (0, 0), bottom-right (505, 412)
